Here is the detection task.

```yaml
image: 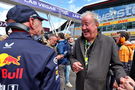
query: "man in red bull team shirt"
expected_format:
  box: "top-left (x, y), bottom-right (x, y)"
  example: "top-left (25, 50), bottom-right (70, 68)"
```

top-left (0, 5), bottom-right (60, 90)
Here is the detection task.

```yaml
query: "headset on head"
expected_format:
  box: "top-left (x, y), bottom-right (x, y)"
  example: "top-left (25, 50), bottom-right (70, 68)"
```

top-left (6, 23), bottom-right (30, 35)
top-left (6, 22), bottom-right (44, 43)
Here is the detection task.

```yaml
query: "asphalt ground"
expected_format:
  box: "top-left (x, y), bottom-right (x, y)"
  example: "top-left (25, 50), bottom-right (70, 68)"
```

top-left (65, 70), bottom-right (76, 90)
top-left (64, 71), bottom-right (117, 90)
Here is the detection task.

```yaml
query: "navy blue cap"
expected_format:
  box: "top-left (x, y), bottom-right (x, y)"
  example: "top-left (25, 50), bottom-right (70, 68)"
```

top-left (6, 5), bottom-right (48, 23)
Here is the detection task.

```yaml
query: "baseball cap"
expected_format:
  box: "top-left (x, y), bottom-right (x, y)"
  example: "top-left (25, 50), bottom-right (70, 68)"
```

top-left (5, 5), bottom-right (48, 23)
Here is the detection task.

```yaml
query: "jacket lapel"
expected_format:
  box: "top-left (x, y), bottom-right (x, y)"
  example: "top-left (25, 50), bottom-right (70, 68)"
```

top-left (79, 37), bottom-right (85, 58)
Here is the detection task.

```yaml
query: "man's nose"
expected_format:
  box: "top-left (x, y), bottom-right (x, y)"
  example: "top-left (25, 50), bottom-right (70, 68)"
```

top-left (82, 25), bottom-right (86, 30)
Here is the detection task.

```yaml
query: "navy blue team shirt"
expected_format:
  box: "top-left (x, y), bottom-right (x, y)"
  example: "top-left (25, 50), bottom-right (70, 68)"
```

top-left (0, 31), bottom-right (60, 90)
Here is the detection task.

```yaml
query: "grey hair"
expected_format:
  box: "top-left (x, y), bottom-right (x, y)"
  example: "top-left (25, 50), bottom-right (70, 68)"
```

top-left (81, 11), bottom-right (99, 23)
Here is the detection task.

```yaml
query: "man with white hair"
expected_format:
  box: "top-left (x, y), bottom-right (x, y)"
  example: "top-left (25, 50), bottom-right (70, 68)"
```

top-left (70, 11), bottom-right (127, 90)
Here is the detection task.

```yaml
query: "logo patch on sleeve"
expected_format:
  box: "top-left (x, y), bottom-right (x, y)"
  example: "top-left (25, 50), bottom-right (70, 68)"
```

top-left (53, 57), bottom-right (58, 64)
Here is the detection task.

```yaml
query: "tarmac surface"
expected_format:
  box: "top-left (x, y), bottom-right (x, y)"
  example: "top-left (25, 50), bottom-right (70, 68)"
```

top-left (65, 70), bottom-right (76, 90)
top-left (64, 70), bottom-right (117, 90)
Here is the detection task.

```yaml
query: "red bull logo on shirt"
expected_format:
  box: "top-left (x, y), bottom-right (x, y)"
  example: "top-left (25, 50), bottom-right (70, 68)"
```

top-left (0, 53), bottom-right (24, 79)
top-left (2, 68), bottom-right (24, 79)
top-left (0, 53), bottom-right (21, 67)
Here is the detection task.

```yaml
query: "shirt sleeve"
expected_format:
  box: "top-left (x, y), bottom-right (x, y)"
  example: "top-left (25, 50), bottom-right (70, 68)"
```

top-left (57, 43), bottom-right (66, 56)
top-left (41, 51), bottom-right (60, 90)
top-left (110, 40), bottom-right (127, 83)
top-left (69, 39), bottom-right (80, 65)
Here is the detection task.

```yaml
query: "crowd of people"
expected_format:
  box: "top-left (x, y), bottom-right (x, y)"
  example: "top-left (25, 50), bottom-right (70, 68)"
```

top-left (45, 33), bottom-right (75, 89)
top-left (0, 4), bottom-right (135, 90)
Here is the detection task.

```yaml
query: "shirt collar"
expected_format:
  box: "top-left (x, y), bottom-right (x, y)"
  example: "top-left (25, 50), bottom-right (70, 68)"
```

top-left (8, 32), bottom-right (32, 40)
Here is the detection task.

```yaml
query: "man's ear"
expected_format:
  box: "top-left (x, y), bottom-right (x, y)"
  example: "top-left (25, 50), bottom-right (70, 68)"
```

top-left (96, 22), bottom-right (99, 27)
top-left (27, 18), bottom-right (37, 35)
top-left (29, 18), bottom-right (35, 29)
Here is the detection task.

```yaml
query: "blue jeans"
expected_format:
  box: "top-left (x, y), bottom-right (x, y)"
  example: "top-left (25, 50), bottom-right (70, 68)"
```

top-left (65, 65), bottom-right (71, 83)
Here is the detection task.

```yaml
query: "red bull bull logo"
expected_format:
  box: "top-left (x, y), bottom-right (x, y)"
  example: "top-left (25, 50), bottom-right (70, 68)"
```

top-left (0, 53), bottom-right (24, 79)
top-left (0, 53), bottom-right (21, 67)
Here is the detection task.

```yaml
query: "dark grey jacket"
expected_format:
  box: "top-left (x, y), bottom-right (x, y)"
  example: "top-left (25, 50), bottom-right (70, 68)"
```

top-left (70, 33), bottom-right (126, 90)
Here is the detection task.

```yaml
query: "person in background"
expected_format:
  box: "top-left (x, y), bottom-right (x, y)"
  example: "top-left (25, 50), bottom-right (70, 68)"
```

top-left (111, 32), bottom-right (121, 48)
top-left (57, 33), bottom-right (69, 90)
top-left (46, 34), bottom-right (58, 49)
top-left (67, 37), bottom-right (75, 54)
top-left (111, 31), bottom-right (135, 89)
top-left (0, 5), bottom-right (60, 90)
top-left (0, 34), bottom-right (8, 41)
top-left (65, 37), bottom-right (74, 88)
top-left (69, 11), bottom-right (127, 90)
top-left (117, 31), bottom-right (134, 75)
top-left (39, 30), bottom-right (48, 45)
top-left (46, 34), bottom-right (63, 60)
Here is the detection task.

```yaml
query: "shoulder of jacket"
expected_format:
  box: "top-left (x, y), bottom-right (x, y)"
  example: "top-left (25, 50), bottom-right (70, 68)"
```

top-left (97, 34), bottom-right (114, 43)
top-left (120, 45), bottom-right (129, 50)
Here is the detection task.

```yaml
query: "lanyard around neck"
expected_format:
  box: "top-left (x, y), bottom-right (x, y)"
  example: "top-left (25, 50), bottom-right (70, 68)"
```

top-left (84, 40), bottom-right (91, 68)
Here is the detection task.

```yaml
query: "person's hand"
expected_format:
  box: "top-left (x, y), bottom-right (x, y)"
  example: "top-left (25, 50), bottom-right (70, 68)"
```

top-left (124, 76), bottom-right (135, 90)
top-left (120, 77), bottom-right (126, 84)
top-left (125, 76), bottom-right (135, 86)
top-left (118, 81), bottom-right (134, 90)
top-left (113, 80), bottom-right (118, 88)
top-left (117, 77), bottom-right (127, 90)
top-left (118, 76), bottom-right (135, 90)
top-left (72, 62), bottom-right (84, 73)
top-left (55, 55), bottom-right (64, 60)
top-left (117, 83), bottom-right (126, 90)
